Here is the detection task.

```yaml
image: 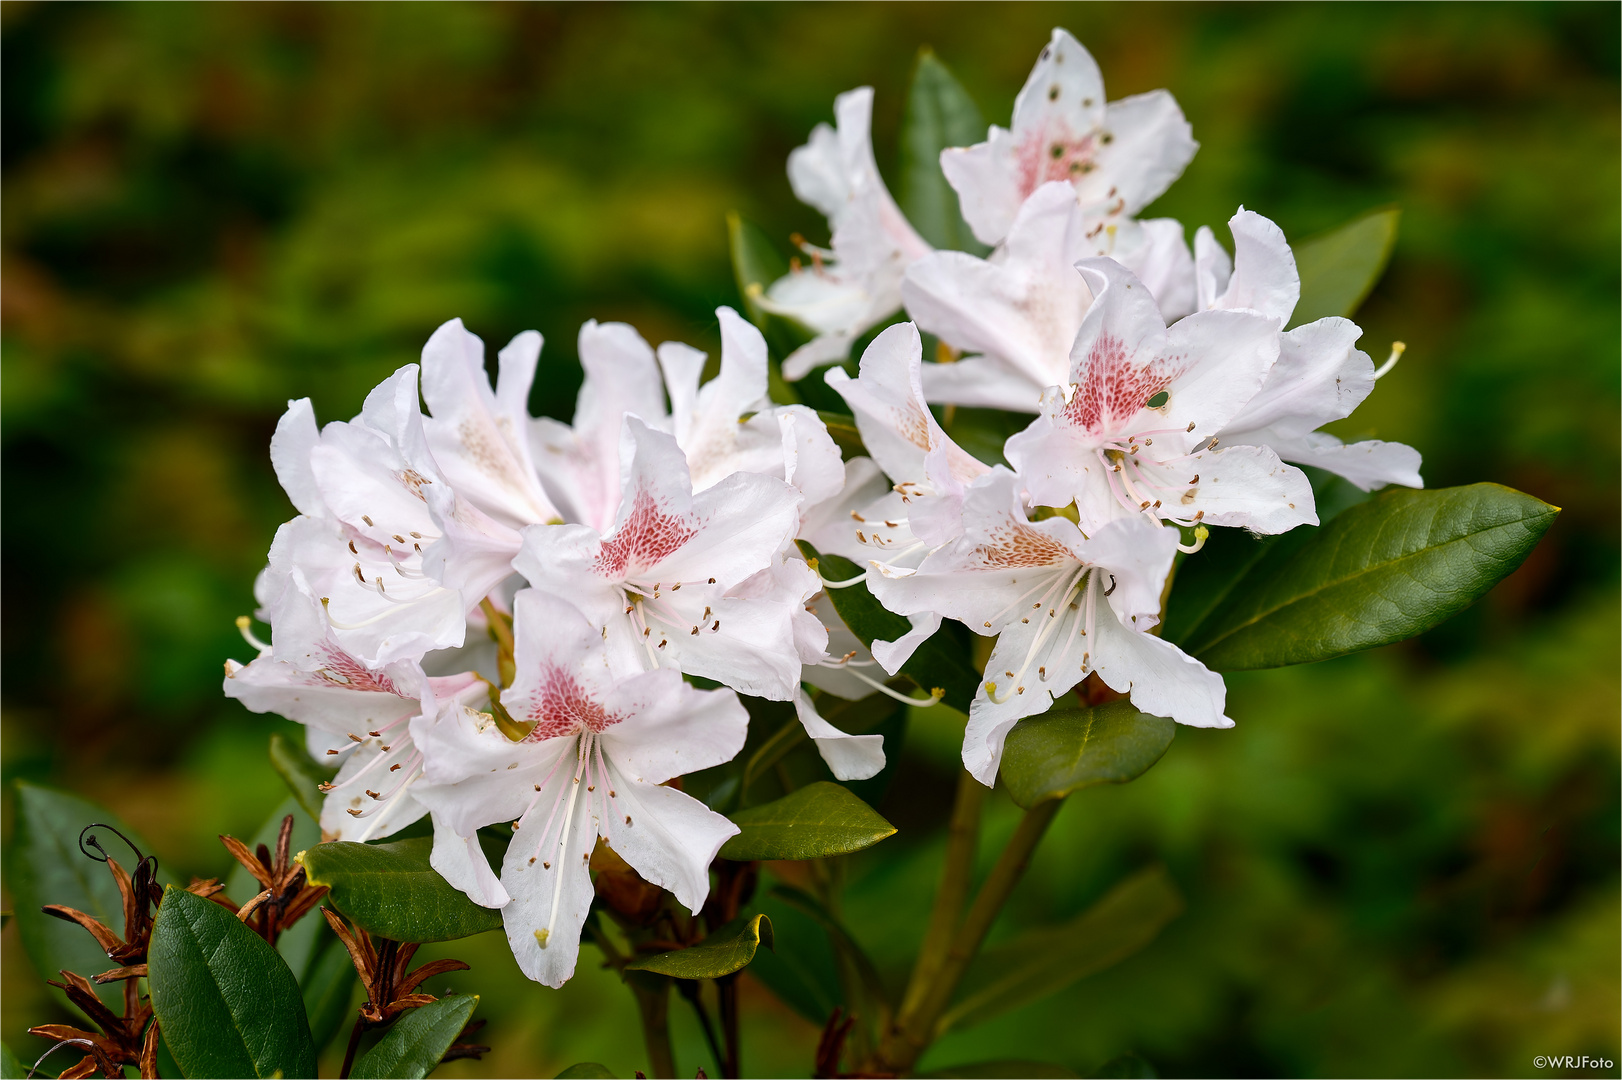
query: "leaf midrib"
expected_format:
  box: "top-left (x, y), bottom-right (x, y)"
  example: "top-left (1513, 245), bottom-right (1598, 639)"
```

top-left (1195, 502), bottom-right (1547, 655)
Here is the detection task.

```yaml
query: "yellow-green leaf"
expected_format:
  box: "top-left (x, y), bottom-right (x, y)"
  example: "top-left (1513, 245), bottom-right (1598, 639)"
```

top-left (626, 914), bottom-right (773, 979)
top-left (720, 782), bottom-right (896, 861)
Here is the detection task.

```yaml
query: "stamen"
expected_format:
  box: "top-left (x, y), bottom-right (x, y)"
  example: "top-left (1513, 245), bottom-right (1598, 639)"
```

top-left (234, 615), bottom-right (270, 653)
top-left (1177, 525), bottom-right (1210, 555)
top-left (1373, 341), bottom-right (1406, 379)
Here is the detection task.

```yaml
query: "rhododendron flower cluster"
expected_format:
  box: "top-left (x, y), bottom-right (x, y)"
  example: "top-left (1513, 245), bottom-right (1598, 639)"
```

top-left (226, 25), bottom-right (1420, 989)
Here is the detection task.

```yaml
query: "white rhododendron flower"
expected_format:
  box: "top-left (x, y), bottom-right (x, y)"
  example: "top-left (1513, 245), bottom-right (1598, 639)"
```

top-left (410, 589), bottom-right (747, 988)
top-left (763, 87), bottom-right (933, 380)
top-left (226, 638), bottom-right (487, 843)
top-left (941, 28), bottom-right (1196, 251)
top-left (532, 319), bottom-right (671, 535)
top-left (870, 469), bottom-right (1229, 785)
top-left (515, 418), bottom-right (809, 700)
top-left (216, 20), bottom-right (1453, 1001)
top-left (905, 182), bottom-right (1197, 413)
top-left (1195, 209), bottom-right (1424, 491)
top-left (420, 319), bottom-right (562, 530)
top-left (267, 368), bottom-right (521, 668)
top-left (1005, 258), bottom-right (1316, 534)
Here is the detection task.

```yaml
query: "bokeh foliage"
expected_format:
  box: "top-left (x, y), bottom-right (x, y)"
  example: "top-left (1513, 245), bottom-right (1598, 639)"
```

top-left (2, 3), bottom-right (1617, 1077)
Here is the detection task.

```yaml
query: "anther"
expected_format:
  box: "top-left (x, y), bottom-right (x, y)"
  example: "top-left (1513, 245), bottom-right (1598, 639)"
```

top-left (347, 733), bottom-right (364, 743)
top-left (363, 515), bottom-right (374, 526)
top-left (326, 749), bottom-right (340, 755)
top-left (366, 789), bottom-right (380, 800)
top-left (389, 763), bottom-right (401, 772)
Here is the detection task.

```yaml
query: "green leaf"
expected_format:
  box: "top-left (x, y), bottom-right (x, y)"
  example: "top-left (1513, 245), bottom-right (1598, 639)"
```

top-left (626, 914), bottom-right (773, 979)
top-left (719, 782), bottom-right (896, 861)
top-left (298, 836), bottom-right (503, 943)
top-left (270, 732), bottom-right (337, 822)
top-left (5, 782), bottom-right (166, 1012)
top-left (765, 883), bottom-right (889, 1033)
top-left (940, 866), bottom-right (1184, 1034)
top-left (349, 994), bottom-right (478, 1080)
top-left (1181, 484), bottom-right (1559, 670)
top-left (899, 48), bottom-right (988, 253)
top-left (746, 886), bottom-right (845, 1024)
top-left (1289, 206), bottom-right (1400, 327)
top-left (1091, 1055), bottom-right (1159, 1079)
top-left (1, 1041), bottom-right (25, 1080)
top-left (797, 541), bottom-right (981, 713)
top-left (728, 210), bottom-right (788, 328)
top-left (999, 701), bottom-right (1177, 809)
top-left (301, 928), bottom-right (360, 1054)
top-left (148, 885), bottom-right (317, 1079)
top-left (727, 211), bottom-right (816, 363)
top-left (556, 1064), bottom-right (617, 1079)
top-left (817, 410), bottom-right (870, 462)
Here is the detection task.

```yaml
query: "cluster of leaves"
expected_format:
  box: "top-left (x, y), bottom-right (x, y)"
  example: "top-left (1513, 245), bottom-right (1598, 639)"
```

top-left (4, 785), bottom-right (484, 1079)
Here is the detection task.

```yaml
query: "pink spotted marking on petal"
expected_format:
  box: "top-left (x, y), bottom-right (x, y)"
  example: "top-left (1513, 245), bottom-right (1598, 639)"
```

top-left (313, 649), bottom-right (402, 695)
top-left (891, 404), bottom-right (932, 452)
top-left (1016, 121), bottom-right (1097, 201)
top-left (1066, 333), bottom-right (1177, 435)
top-left (975, 521), bottom-right (1074, 569)
top-left (593, 487), bottom-right (697, 579)
top-left (525, 665), bottom-right (623, 740)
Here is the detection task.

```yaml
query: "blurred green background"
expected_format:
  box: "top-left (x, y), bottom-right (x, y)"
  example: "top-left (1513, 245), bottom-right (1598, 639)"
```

top-left (3, 2), bottom-right (1617, 1077)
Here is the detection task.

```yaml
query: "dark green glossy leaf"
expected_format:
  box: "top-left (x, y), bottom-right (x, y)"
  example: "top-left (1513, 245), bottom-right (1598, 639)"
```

top-left (746, 886), bottom-right (845, 1024)
top-left (817, 410), bottom-right (870, 462)
top-left (301, 928), bottom-right (360, 1054)
top-left (999, 702), bottom-right (1176, 809)
top-left (349, 993), bottom-right (478, 1080)
top-left (556, 1065), bottom-right (617, 1079)
top-left (269, 732), bottom-right (337, 822)
top-left (921, 1063), bottom-right (1080, 1079)
top-left (1289, 206), bottom-right (1400, 327)
top-left (727, 211), bottom-right (816, 364)
top-left (148, 885), bottom-right (317, 1079)
top-left (797, 541), bottom-right (981, 713)
top-left (6, 782), bottom-right (166, 1012)
top-left (626, 914), bottom-right (773, 979)
top-left (899, 48), bottom-right (988, 254)
top-left (767, 883), bottom-right (890, 1032)
top-left (720, 782), bottom-right (896, 861)
top-left (299, 836), bottom-right (503, 943)
top-left (0, 1041), bottom-right (24, 1080)
top-left (941, 866), bottom-right (1184, 1033)
top-left (1182, 484), bottom-right (1558, 670)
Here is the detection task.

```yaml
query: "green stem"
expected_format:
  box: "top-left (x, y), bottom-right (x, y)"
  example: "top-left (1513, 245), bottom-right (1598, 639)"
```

top-left (629, 974), bottom-right (677, 1079)
top-left (871, 797), bottom-right (1062, 1075)
top-left (896, 770), bottom-right (984, 1021)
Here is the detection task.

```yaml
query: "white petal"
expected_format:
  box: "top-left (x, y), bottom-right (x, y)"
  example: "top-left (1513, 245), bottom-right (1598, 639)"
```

top-left (795, 690), bottom-right (885, 781)
top-left (501, 769), bottom-right (601, 988)
top-left (430, 819), bottom-right (511, 908)
top-left (903, 182), bottom-right (1092, 396)
top-left (1223, 317), bottom-right (1372, 438)
top-left (918, 356), bottom-right (1046, 413)
top-left (869, 610), bottom-right (942, 675)
top-left (1134, 445), bottom-right (1317, 534)
top-left (1270, 433), bottom-right (1424, 491)
top-left (599, 669), bottom-right (750, 784)
top-left (271, 398), bottom-right (324, 519)
top-left (599, 771), bottom-right (737, 914)
top-left (1090, 614), bottom-right (1230, 729)
top-left (1118, 218), bottom-right (1196, 322)
top-left (421, 319), bottom-right (559, 529)
top-left (1209, 208), bottom-right (1299, 323)
top-left (1091, 90), bottom-right (1197, 216)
